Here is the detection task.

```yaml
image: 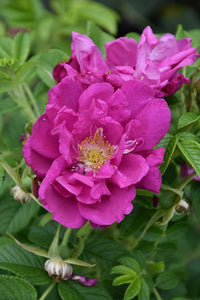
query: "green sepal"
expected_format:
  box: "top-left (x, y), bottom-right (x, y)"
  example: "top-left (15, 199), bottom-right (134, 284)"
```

top-left (7, 233), bottom-right (49, 258)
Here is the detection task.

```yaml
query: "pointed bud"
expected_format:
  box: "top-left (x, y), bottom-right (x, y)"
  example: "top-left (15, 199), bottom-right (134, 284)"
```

top-left (11, 186), bottom-right (31, 204)
top-left (45, 259), bottom-right (73, 282)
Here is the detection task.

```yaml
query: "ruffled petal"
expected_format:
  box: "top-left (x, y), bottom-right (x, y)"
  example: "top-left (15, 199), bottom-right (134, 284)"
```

top-left (48, 77), bottom-right (83, 112)
top-left (135, 166), bottom-right (162, 193)
top-left (121, 80), bottom-right (153, 118)
top-left (78, 183), bottom-right (135, 226)
top-left (110, 153), bottom-right (149, 188)
top-left (72, 32), bottom-right (108, 73)
top-left (133, 98), bottom-right (171, 151)
top-left (106, 37), bottom-right (138, 67)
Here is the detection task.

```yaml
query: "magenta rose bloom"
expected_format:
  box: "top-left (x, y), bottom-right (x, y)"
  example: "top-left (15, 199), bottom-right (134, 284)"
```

top-left (106, 26), bottom-right (199, 97)
top-left (53, 27), bottom-right (198, 97)
top-left (23, 78), bottom-right (170, 228)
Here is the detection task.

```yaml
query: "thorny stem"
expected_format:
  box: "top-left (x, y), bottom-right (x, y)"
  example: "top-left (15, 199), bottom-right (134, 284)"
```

top-left (153, 287), bottom-right (162, 300)
top-left (38, 281), bottom-right (56, 300)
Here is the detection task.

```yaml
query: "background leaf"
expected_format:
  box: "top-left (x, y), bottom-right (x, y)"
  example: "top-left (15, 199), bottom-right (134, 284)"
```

top-left (178, 139), bottom-right (200, 178)
top-left (156, 272), bottom-right (179, 290)
top-left (177, 112), bottom-right (200, 130)
top-left (0, 275), bottom-right (37, 300)
top-left (58, 281), bottom-right (113, 300)
top-left (12, 32), bottom-right (30, 63)
top-left (0, 242), bottom-right (50, 285)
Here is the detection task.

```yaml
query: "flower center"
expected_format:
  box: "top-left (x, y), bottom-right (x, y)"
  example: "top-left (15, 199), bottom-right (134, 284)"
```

top-left (78, 128), bottom-right (114, 171)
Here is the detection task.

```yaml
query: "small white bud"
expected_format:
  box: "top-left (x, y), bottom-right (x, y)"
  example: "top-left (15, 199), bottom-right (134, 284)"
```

top-left (175, 199), bottom-right (189, 215)
top-left (11, 186), bottom-right (31, 204)
top-left (45, 259), bottom-right (73, 282)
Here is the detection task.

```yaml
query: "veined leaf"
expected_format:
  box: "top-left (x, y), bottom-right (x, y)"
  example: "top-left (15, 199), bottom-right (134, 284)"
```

top-left (155, 271), bottom-right (179, 290)
top-left (113, 274), bottom-right (135, 286)
top-left (0, 275), bottom-right (37, 300)
top-left (119, 257), bottom-right (141, 274)
top-left (111, 265), bottom-right (137, 276)
top-left (138, 278), bottom-right (150, 300)
top-left (12, 32), bottom-right (30, 63)
top-left (124, 277), bottom-right (141, 300)
top-left (160, 136), bottom-right (178, 175)
top-left (58, 281), bottom-right (113, 300)
top-left (177, 112), bottom-right (200, 129)
top-left (0, 242), bottom-right (50, 285)
top-left (178, 139), bottom-right (200, 178)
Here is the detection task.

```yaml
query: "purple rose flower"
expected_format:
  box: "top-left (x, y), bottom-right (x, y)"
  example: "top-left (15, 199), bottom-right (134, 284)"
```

top-left (23, 78), bottom-right (170, 228)
top-left (53, 27), bottom-right (198, 97)
top-left (106, 26), bottom-right (199, 96)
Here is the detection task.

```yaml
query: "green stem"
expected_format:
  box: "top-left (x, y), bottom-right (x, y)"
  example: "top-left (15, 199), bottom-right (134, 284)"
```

top-left (11, 84), bottom-right (37, 122)
top-left (153, 287), bottom-right (162, 300)
top-left (61, 228), bottom-right (72, 246)
top-left (39, 281), bottom-right (56, 300)
top-left (29, 193), bottom-right (43, 207)
top-left (180, 66), bottom-right (186, 114)
top-left (23, 83), bottom-right (41, 118)
top-left (176, 171), bottom-right (196, 190)
top-left (131, 210), bottom-right (165, 250)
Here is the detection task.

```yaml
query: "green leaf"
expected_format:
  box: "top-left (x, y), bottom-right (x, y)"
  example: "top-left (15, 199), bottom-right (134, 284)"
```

top-left (75, 1), bottom-right (119, 35)
top-left (32, 49), bottom-right (67, 88)
top-left (177, 112), bottom-right (200, 129)
top-left (113, 274), bottom-right (135, 286)
top-left (48, 223), bottom-right (61, 260)
top-left (111, 265), bottom-right (137, 276)
top-left (124, 277), bottom-right (141, 300)
top-left (8, 234), bottom-right (48, 258)
top-left (191, 181), bottom-right (200, 221)
top-left (58, 281), bottom-right (113, 300)
top-left (6, 200), bottom-right (40, 235)
top-left (138, 278), bottom-right (150, 300)
top-left (155, 133), bottom-right (172, 150)
top-left (64, 258), bottom-right (95, 268)
top-left (0, 263), bottom-right (51, 286)
top-left (0, 37), bottom-right (13, 58)
top-left (0, 275), bottom-right (37, 300)
top-left (12, 32), bottom-right (30, 63)
top-left (118, 257), bottom-right (141, 274)
top-left (160, 136), bottom-right (178, 175)
top-left (146, 261), bottom-right (165, 274)
top-left (156, 272), bottom-right (179, 290)
top-left (0, 159), bottom-right (19, 184)
top-left (178, 139), bottom-right (200, 178)
top-left (87, 21), bottom-right (114, 58)
top-left (125, 32), bottom-right (140, 42)
top-left (84, 238), bottom-right (128, 265)
top-left (0, 242), bottom-right (50, 285)
top-left (176, 132), bottom-right (200, 143)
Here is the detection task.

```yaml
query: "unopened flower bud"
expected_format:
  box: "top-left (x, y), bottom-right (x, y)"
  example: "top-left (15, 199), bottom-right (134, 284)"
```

top-left (11, 186), bottom-right (31, 204)
top-left (45, 259), bottom-right (73, 282)
top-left (175, 199), bottom-right (189, 215)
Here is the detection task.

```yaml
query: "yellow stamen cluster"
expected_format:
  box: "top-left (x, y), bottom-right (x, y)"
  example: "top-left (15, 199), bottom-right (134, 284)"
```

top-left (78, 128), bottom-right (114, 171)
